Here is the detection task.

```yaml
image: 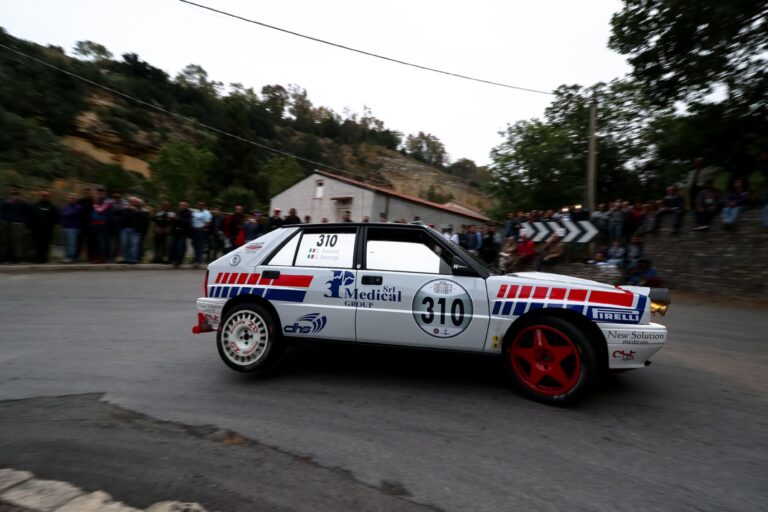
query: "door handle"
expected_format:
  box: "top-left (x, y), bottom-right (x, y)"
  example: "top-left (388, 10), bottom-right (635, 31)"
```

top-left (262, 270), bottom-right (280, 279)
top-left (361, 275), bottom-right (382, 285)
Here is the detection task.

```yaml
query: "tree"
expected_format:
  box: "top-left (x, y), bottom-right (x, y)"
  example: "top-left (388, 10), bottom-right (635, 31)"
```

top-left (404, 132), bottom-right (447, 168)
top-left (609, 1), bottom-right (768, 104)
top-left (261, 84), bottom-right (289, 121)
top-left (73, 40), bottom-right (112, 61)
top-left (175, 64), bottom-right (221, 97)
top-left (264, 156), bottom-right (305, 196)
top-left (150, 140), bottom-right (215, 204)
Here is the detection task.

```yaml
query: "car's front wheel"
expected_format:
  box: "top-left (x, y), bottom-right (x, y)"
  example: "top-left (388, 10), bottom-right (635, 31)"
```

top-left (217, 303), bottom-right (283, 373)
top-left (505, 317), bottom-right (597, 405)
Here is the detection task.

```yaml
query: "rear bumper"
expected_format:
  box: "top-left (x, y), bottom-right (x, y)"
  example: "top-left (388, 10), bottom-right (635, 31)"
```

top-left (600, 322), bottom-right (667, 369)
top-left (191, 298), bottom-right (226, 334)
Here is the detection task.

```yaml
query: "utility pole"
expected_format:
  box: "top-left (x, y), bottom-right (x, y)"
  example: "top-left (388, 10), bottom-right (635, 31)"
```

top-left (586, 99), bottom-right (597, 213)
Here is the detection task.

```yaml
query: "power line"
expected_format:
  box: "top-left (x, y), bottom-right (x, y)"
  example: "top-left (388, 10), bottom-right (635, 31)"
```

top-left (0, 41), bottom-right (390, 186)
top-left (179, 0), bottom-right (555, 96)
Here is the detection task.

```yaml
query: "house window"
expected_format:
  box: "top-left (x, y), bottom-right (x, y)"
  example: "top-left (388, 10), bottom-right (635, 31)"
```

top-left (315, 180), bottom-right (324, 199)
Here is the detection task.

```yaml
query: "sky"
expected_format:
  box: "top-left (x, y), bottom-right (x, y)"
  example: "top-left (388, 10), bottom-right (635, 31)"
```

top-left (2, 0), bottom-right (630, 166)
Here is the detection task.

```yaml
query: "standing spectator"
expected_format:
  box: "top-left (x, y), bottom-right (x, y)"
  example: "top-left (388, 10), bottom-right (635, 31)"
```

top-left (651, 186), bottom-right (684, 235)
top-left (59, 193), bottom-right (81, 263)
top-left (498, 238), bottom-right (518, 273)
top-left (479, 225), bottom-right (498, 264)
top-left (590, 203), bottom-right (609, 243)
top-left (378, 212), bottom-right (388, 223)
top-left (466, 225), bottom-right (481, 255)
top-left (362, 215), bottom-right (370, 223)
top-left (456, 225), bottom-right (468, 248)
top-left (151, 200), bottom-right (172, 263)
top-left (502, 212), bottom-right (516, 240)
top-left (77, 187), bottom-right (93, 261)
top-left (693, 179), bottom-right (720, 231)
top-left (108, 191), bottom-right (127, 262)
top-left (191, 201), bottom-right (212, 269)
top-left (304, 215), bottom-right (312, 224)
top-left (762, 187), bottom-right (768, 234)
top-left (607, 200), bottom-right (625, 242)
top-left (342, 210), bottom-right (353, 222)
top-left (627, 202), bottom-right (646, 236)
top-left (29, 190), bottom-right (59, 264)
top-left (720, 179), bottom-right (749, 230)
top-left (208, 207), bottom-right (225, 261)
top-left (136, 199), bottom-right (150, 262)
top-left (268, 208), bottom-right (283, 231)
top-left (90, 188), bottom-right (112, 264)
top-left (1, 184), bottom-right (30, 263)
top-left (244, 213), bottom-right (261, 242)
top-left (119, 196), bottom-right (142, 264)
top-left (284, 208), bottom-right (301, 224)
top-left (170, 200), bottom-right (192, 267)
top-left (226, 205), bottom-right (246, 249)
top-left (687, 158), bottom-right (715, 212)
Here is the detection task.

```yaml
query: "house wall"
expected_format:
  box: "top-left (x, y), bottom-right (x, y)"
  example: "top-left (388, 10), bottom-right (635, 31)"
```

top-left (271, 173), bottom-right (487, 229)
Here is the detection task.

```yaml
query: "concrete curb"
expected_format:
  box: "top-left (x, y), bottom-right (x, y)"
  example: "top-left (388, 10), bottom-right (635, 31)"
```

top-left (0, 264), bottom-right (203, 273)
top-left (0, 469), bottom-right (209, 512)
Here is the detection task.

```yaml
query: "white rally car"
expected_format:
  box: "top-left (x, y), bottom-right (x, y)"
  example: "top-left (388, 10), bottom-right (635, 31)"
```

top-left (192, 223), bottom-right (669, 404)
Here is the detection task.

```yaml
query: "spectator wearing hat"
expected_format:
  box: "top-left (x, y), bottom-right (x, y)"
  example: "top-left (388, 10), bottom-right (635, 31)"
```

top-left (269, 208), bottom-right (284, 231)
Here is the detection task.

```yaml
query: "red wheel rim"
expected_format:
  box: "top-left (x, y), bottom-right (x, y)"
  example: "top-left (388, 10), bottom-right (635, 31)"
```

top-left (509, 325), bottom-right (582, 396)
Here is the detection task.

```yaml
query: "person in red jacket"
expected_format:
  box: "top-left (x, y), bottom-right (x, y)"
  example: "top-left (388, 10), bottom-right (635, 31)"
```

top-left (513, 232), bottom-right (537, 272)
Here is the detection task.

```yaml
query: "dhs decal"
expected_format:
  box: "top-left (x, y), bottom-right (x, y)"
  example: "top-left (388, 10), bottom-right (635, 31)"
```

top-left (590, 307), bottom-right (640, 324)
top-left (284, 313), bottom-right (327, 334)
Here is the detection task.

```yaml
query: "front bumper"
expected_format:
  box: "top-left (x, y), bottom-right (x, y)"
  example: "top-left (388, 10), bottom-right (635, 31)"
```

top-left (191, 298), bottom-right (226, 334)
top-left (600, 322), bottom-right (667, 369)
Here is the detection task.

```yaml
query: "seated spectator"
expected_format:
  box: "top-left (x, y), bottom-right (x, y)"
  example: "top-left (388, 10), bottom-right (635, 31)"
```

top-left (498, 238), bottom-right (518, 273)
top-left (534, 234), bottom-right (564, 271)
top-left (605, 239), bottom-right (626, 266)
top-left (720, 179), bottom-right (749, 230)
top-left (626, 258), bottom-right (662, 287)
top-left (651, 186), bottom-right (684, 235)
top-left (512, 232), bottom-right (537, 272)
top-left (693, 179), bottom-right (720, 231)
top-left (588, 244), bottom-right (609, 264)
top-left (625, 235), bottom-right (644, 271)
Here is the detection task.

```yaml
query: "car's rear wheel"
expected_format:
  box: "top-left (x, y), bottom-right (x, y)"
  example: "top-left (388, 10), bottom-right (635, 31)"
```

top-left (217, 303), bottom-right (283, 373)
top-left (505, 317), bottom-right (597, 405)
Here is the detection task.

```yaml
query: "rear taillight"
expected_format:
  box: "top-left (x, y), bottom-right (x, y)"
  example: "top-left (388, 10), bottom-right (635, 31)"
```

top-left (204, 270), bottom-right (209, 297)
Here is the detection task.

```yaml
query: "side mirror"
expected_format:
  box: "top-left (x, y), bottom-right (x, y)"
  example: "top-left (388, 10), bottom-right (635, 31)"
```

top-left (452, 257), bottom-right (476, 277)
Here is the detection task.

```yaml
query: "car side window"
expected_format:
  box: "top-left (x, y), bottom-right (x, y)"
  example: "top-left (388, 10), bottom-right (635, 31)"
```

top-left (267, 232), bottom-right (301, 266)
top-left (294, 230), bottom-right (357, 268)
top-left (365, 228), bottom-right (452, 274)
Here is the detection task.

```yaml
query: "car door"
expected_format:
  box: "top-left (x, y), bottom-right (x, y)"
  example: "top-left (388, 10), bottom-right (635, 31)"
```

top-left (261, 225), bottom-right (358, 342)
top-left (354, 226), bottom-right (490, 351)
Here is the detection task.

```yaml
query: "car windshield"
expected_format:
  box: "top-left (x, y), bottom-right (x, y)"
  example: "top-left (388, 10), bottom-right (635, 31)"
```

top-left (425, 226), bottom-right (504, 276)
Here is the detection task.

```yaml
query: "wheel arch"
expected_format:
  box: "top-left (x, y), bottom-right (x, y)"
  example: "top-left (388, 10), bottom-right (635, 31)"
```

top-left (502, 308), bottom-right (608, 370)
top-left (220, 294), bottom-right (282, 329)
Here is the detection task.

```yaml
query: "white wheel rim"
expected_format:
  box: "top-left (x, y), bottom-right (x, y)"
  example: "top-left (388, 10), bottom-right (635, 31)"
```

top-left (221, 310), bottom-right (270, 366)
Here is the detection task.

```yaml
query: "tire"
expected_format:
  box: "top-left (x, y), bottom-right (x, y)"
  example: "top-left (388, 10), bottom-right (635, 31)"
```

top-left (216, 303), bottom-right (284, 374)
top-left (504, 317), bottom-right (597, 405)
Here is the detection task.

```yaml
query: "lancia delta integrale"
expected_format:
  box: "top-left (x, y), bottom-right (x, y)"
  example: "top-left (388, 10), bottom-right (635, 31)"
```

top-left (192, 223), bottom-right (670, 405)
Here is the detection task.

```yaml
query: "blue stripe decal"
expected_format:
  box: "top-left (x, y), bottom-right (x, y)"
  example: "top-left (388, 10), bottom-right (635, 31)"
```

top-left (528, 302), bottom-right (544, 312)
top-left (212, 287), bottom-right (219, 298)
top-left (265, 289), bottom-right (306, 302)
top-left (228, 287), bottom-right (239, 298)
top-left (216, 287), bottom-right (225, 298)
top-left (567, 304), bottom-right (584, 314)
top-left (502, 302), bottom-right (514, 315)
top-left (514, 302), bottom-right (527, 316)
top-left (492, 301), bottom-right (501, 315)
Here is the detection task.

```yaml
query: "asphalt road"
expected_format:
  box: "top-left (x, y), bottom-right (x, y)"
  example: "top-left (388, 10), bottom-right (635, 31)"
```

top-left (0, 270), bottom-right (766, 512)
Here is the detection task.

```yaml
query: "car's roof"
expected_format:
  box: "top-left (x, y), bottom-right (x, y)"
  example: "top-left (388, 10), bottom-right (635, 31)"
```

top-left (281, 222), bottom-right (427, 229)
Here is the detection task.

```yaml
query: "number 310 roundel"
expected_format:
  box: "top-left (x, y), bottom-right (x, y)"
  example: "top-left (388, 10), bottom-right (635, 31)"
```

top-left (413, 280), bottom-right (473, 338)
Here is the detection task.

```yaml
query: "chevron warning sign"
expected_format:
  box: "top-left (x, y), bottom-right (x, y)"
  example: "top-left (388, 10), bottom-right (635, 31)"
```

top-left (520, 220), bottom-right (597, 243)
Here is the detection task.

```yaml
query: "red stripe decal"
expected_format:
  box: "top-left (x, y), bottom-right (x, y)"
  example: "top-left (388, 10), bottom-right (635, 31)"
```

top-left (549, 288), bottom-right (566, 301)
top-left (258, 276), bottom-right (273, 286)
top-left (532, 287), bottom-right (548, 299)
top-left (519, 286), bottom-right (532, 299)
top-left (271, 275), bottom-right (313, 288)
top-left (247, 273), bottom-right (260, 285)
top-left (497, 284), bottom-right (508, 298)
top-left (228, 273), bottom-right (239, 284)
top-left (589, 290), bottom-right (635, 307)
top-left (506, 285), bottom-right (519, 298)
top-left (568, 289), bottom-right (587, 302)
top-left (215, 273), bottom-right (224, 284)
top-left (237, 273), bottom-right (248, 285)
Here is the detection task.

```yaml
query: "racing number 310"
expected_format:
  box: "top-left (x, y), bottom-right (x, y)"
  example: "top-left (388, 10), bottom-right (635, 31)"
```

top-left (316, 234), bottom-right (338, 247)
top-left (421, 297), bottom-right (464, 326)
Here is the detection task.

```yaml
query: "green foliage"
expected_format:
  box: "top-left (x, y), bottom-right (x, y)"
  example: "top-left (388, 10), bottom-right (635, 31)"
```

top-left (150, 140), bottom-right (214, 204)
top-left (404, 132), bottom-right (447, 168)
top-left (265, 156), bottom-right (305, 196)
top-left (73, 40), bottom-right (112, 61)
top-left (217, 185), bottom-right (259, 212)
